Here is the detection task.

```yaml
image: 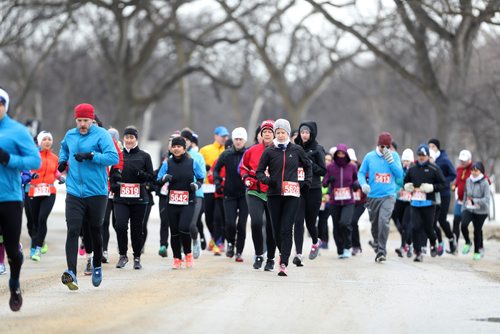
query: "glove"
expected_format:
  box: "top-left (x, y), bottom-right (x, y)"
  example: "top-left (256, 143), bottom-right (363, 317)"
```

top-left (382, 148), bottom-right (394, 164)
top-left (0, 148), bottom-right (10, 165)
top-left (361, 184), bottom-right (371, 194)
top-left (404, 183), bottom-right (414, 192)
top-left (190, 182), bottom-right (199, 192)
top-left (160, 174), bottom-right (173, 185)
top-left (205, 164), bottom-right (211, 172)
top-left (31, 173), bottom-right (39, 180)
top-left (110, 183), bottom-right (120, 194)
top-left (57, 161), bottom-right (68, 173)
top-left (328, 175), bottom-right (335, 184)
top-left (244, 176), bottom-right (257, 188)
top-left (351, 182), bottom-right (360, 191)
top-left (137, 170), bottom-right (152, 181)
top-left (74, 152), bottom-right (94, 162)
top-left (420, 183), bottom-right (434, 193)
top-left (58, 176), bottom-right (66, 184)
top-left (110, 169), bottom-right (122, 184)
top-left (300, 183), bottom-right (310, 195)
top-left (267, 179), bottom-right (277, 188)
top-left (215, 183), bottom-right (224, 194)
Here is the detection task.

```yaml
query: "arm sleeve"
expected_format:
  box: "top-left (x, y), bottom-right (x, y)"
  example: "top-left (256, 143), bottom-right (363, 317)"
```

top-left (473, 181), bottom-right (490, 206)
top-left (299, 148), bottom-right (313, 186)
top-left (157, 161), bottom-right (169, 180)
top-left (357, 158), bottom-right (368, 187)
top-left (59, 138), bottom-right (69, 163)
top-left (112, 139), bottom-right (124, 170)
top-left (92, 132), bottom-right (120, 166)
top-left (194, 157), bottom-right (206, 181)
top-left (213, 152), bottom-right (225, 185)
top-left (311, 148), bottom-right (326, 176)
top-left (432, 165), bottom-right (448, 192)
top-left (322, 167), bottom-right (330, 188)
top-left (389, 152), bottom-right (403, 180)
top-left (445, 160), bottom-right (457, 183)
top-left (256, 150), bottom-right (270, 184)
top-left (8, 130), bottom-right (41, 171)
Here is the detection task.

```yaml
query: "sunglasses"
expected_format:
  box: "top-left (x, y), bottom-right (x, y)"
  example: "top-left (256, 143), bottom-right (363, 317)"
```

top-left (379, 145), bottom-right (390, 149)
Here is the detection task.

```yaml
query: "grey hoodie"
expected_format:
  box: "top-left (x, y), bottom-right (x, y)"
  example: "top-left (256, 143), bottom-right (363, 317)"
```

top-left (462, 176), bottom-right (490, 215)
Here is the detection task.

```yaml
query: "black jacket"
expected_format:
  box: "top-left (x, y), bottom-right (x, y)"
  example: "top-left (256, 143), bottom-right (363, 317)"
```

top-left (404, 161), bottom-right (447, 203)
top-left (112, 146), bottom-right (154, 204)
top-left (166, 153), bottom-right (204, 204)
top-left (294, 120), bottom-right (326, 189)
top-left (256, 142), bottom-right (312, 196)
top-left (213, 146), bottom-right (246, 198)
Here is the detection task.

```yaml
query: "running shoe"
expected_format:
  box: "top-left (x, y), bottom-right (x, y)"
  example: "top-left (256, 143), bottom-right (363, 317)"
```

top-left (193, 239), bottom-right (201, 259)
top-left (31, 247), bottom-right (41, 261)
top-left (414, 253), bottom-right (423, 262)
top-left (406, 245), bottom-right (413, 258)
top-left (277, 263), bottom-right (288, 276)
top-left (200, 237), bottom-right (207, 250)
top-left (92, 267), bottom-right (102, 287)
top-left (208, 239), bottom-right (215, 251)
top-left (226, 243), bottom-right (235, 258)
top-left (79, 242), bottom-right (85, 256)
top-left (292, 254), bottom-right (304, 267)
top-left (0, 263), bottom-right (6, 275)
top-left (395, 247), bottom-right (404, 258)
top-left (473, 253), bottom-right (481, 261)
top-left (9, 286), bottom-right (22, 312)
top-left (102, 250), bottom-right (109, 264)
top-left (309, 240), bottom-right (321, 260)
top-left (61, 270), bottom-right (79, 291)
top-left (264, 259), bottom-right (275, 271)
top-left (84, 258), bottom-right (92, 275)
top-left (116, 255), bottom-right (128, 269)
top-left (235, 253), bottom-right (243, 262)
top-left (437, 242), bottom-right (444, 256)
top-left (352, 247), bottom-right (362, 256)
top-left (430, 246), bottom-right (438, 258)
top-left (218, 242), bottom-right (225, 253)
top-left (41, 243), bottom-right (48, 254)
top-left (253, 255), bottom-right (264, 269)
top-left (133, 257), bottom-right (142, 270)
top-left (185, 253), bottom-right (193, 268)
top-left (479, 248), bottom-right (485, 258)
top-left (320, 242), bottom-right (329, 250)
top-left (213, 245), bottom-right (221, 256)
top-left (172, 258), bottom-right (182, 269)
top-left (422, 247), bottom-right (427, 255)
top-left (448, 236), bottom-right (457, 254)
top-left (30, 248), bottom-right (35, 258)
top-left (375, 252), bottom-right (386, 263)
top-left (158, 245), bottom-right (168, 258)
top-left (342, 249), bottom-right (352, 259)
top-left (462, 243), bottom-right (472, 255)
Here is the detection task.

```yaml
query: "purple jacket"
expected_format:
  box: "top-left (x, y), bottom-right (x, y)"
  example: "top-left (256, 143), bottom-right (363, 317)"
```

top-left (322, 144), bottom-right (358, 206)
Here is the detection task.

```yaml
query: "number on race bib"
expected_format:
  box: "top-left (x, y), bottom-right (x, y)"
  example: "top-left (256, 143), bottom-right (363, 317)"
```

top-left (297, 168), bottom-right (305, 181)
top-left (399, 190), bottom-right (412, 202)
top-left (160, 183), bottom-right (169, 195)
top-left (202, 184), bottom-right (215, 193)
top-left (169, 190), bottom-right (189, 205)
top-left (33, 184), bottom-right (51, 197)
top-left (120, 183), bottom-right (140, 198)
top-left (375, 173), bottom-right (391, 184)
top-left (353, 190), bottom-right (361, 201)
top-left (282, 181), bottom-right (300, 197)
top-left (412, 190), bottom-right (426, 201)
top-left (334, 187), bottom-right (352, 200)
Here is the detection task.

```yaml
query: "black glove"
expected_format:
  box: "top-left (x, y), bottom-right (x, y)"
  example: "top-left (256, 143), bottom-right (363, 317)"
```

top-left (137, 170), bottom-right (152, 182)
top-left (110, 169), bottom-right (122, 184)
top-left (190, 182), bottom-right (199, 192)
top-left (301, 183), bottom-right (310, 195)
top-left (31, 172), bottom-right (39, 180)
top-left (110, 183), bottom-right (120, 194)
top-left (74, 152), bottom-right (94, 162)
top-left (267, 179), bottom-right (277, 187)
top-left (0, 148), bottom-right (10, 166)
top-left (328, 175), bottom-right (335, 184)
top-left (57, 161), bottom-right (68, 173)
top-left (160, 174), bottom-right (173, 185)
top-left (215, 183), bottom-right (224, 194)
top-left (58, 176), bottom-right (66, 184)
top-left (205, 164), bottom-right (211, 172)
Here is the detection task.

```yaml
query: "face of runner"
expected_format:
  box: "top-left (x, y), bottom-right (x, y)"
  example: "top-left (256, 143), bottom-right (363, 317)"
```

top-left (232, 137), bottom-right (246, 150)
top-left (261, 129), bottom-right (274, 145)
top-left (402, 160), bottom-right (412, 168)
top-left (215, 134), bottom-right (228, 146)
top-left (428, 143), bottom-right (438, 153)
top-left (336, 151), bottom-right (346, 159)
top-left (471, 167), bottom-right (481, 177)
top-left (40, 136), bottom-right (53, 151)
top-left (325, 154), bottom-right (332, 166)
top-left (76, 118), bottom-right (93, 135)
top-left (300, 129), bottom-right (310, 143)
top-left (171, 144), bottom-right (185, 157)
top-left (0, 102), bottom-right (5, 120)
top-left (182, 137), bottom-right (192, 150)
top-left (417, 153), bottom-right (429, 164)
top-left (275, 128), bottom-right (288, 143)
top-left (124, 134), bottom-right (137, 150)
top-left (459, 159), bottom-right (470, 167)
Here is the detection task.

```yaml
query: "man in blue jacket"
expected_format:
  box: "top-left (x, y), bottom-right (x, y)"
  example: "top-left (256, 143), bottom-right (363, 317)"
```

top-left (358, 132), bottom-right (403, 263)
top-left (58, 103), bottom-right (119, 290)
top-left (0, 88), bottom-right (41, 311)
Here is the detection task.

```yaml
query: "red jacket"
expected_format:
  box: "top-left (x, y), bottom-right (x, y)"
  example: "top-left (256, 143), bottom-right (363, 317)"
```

top-left (239, 142), bottom-right (269, 193)
top-left (455, 163), bottom-right (472, 201)
top-left (29, 149), bottom-right (59, 196)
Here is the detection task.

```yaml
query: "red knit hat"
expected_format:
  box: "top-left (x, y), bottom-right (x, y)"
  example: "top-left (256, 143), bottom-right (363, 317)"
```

top-left (378, 132), bottom-right (392, 146)
top-left (74, 103), bottom-right (95, 119)
top-left (260, 119), bottom-right (275, 135)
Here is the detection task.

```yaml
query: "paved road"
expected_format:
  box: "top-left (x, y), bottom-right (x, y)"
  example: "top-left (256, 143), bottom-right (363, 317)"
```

top-left (1, 213), bottom-right (500, 333)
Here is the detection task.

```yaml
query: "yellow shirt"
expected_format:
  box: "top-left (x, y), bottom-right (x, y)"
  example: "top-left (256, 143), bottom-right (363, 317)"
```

top-left (199, 141), bottom-right (225, 184)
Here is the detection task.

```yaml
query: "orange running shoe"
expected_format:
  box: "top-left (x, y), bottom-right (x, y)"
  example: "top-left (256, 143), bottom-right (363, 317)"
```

top-left (185, 253), bottom-right (193, 268)
top-left (172, 258), bottom-right (182, 269)
top-left (208, 239), bottom-right (215, 251)
top-left (212, 245), bottom-right (221, 256)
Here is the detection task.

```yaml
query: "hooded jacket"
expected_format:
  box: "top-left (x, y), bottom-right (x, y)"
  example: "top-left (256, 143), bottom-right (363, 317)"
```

top-left (462, 175), bottom-right (490, 215)
top-left (404, 161), bottom-right (447, 206)
top-left (28, 149), bottom-right (60, 196)
top-left (214, 146), bottom-right (246, 198)
top-left (434, 150), bottom-right (456, 198)
top-left (239, 142), bottom-right (269, 194)
top-left (294, 121), bottom-right (326, 189)
top-left (322, 144), bottom-right (358, 206)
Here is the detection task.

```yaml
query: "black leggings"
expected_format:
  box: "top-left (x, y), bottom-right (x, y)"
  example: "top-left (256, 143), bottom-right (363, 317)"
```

top-left (159, 195), bottom-right (169, 247)
top-left (224, 196), bottom-right (248, 254)
top-left (294, 188), bottom-right (322, 254)
top-left (190, 199), bottom-right (203, 240)
top-left (167, 204), bottom-right (195, 259)
top-left (102, 199), bottom-right (115, 252)
top-left (0, 202), bottom-right (24, 283)
top-left (434, 196), bottom-right (453, 242)
top-left (317, 206), bottom-right (330, 244)
top-left (203, 193), bottom-right (216, 238)
top-left (461, 210), bottom-right (487, 253)
top-left (411, 205), bottom-right (436, 253)
top-left (196, 202), bottom-right (206, 241)
top-left (330, 204), bottom-right (354, 255)
top-left (392, 200), bottom-right (412, 247)
top-left (114, 203), bottom-right (147, 258)
top-left (65, 195), bottom-right (107, 274)
top-left (246, 193), bottom-right (276, 259)
top-left (29, 194), bottom-right (56, 248)
top-left (267, 196), bottom-right (299, 266)
top-left (351, 203), bottom-right (366, 248)
top-left (24, 195), bottom-right (35, 247)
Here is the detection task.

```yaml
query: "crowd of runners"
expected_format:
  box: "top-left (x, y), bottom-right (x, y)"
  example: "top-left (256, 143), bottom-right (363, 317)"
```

top-left (0, 87), bottom-right (493, 311)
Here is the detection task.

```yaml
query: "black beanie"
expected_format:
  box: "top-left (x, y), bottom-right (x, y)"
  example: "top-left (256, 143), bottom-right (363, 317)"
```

top-left (124, 126), bottom-right (139, 138)
top-left (171, 136), bottom-right (186, 149)
top-left (428, 138), bottom-right (440, 151)
top-left (180, 130), bottom-right (195, 142)
top-left (471, 161), bottom-right (485, 174)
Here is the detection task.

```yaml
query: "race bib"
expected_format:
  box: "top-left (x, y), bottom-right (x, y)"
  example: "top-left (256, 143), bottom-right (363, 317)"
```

top-left (282, 181), bottom-right (300, 197)
top-left (412, 190), bottom-right (426, 201)
top-left (202, 184), bottom-right (215, 193)
top-left (375, 173), bottom-right (391, 184)
top-left (169, 190), bottom-right (189, 205)
top-left (120, 183), bottom-right (140, 198)
top-left (319, 202), bottom-right (326, 211)
top-left (160, 183), bottom-right (169, 196)
top-left (465, 199), bottom-right (478, 210)
top-left (297, 168), bottom-right (305, 181)
top-left (108, 191), bottom-right (114, 199)
top-left (334, 187), bottom-right (352, 200)
top-left (353, 190), bottom-right (361, 201)
top-left (33, 184), bottom-right (51, 197)
top-left (399, 190), bottom-right (412, 202)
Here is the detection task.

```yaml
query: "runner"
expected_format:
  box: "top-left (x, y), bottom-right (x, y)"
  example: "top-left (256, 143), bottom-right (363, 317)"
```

top-left (214, 128), bottom-right (248, 262)
top-left (111, 126), bottom-right (154, 270)
top-left (347, 148), bottom-right (366, 256)
top-left (0, 87), bottom-right (41, 311)
top-left (451, 149), bottom-right (473, 250)
top-left (403, 144), bottom-right (447, 262)
top-left (58, 103), bottom-right (119, 290)
top-left (256, 119), bottom-right (312, 276)
top-left (293, 121), bottom-right (326, 266)
top-left (27, 131), bottom-right (65, 261)
top-left (318, 153), bottom-right (333, 249)
top-left (461, 162), bottom-right (490, 260)
top-left (157, 136), bottom-right (205, 269)
top-left (428, 138), bottom-right (457, 255)
top-left (393, 148), bottom-right (414, 257)
top-left (240, 120), bottom-right (277, 271)
top-left (323, 144), bottom-right (358, 259)
top-left (357, 132), bottom-right (403, 263)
